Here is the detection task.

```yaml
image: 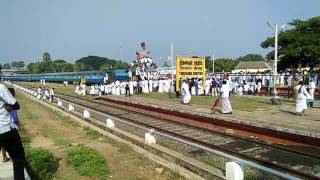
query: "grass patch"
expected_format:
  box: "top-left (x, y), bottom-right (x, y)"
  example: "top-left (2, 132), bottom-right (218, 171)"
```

top-left (83, 126), bottom-right (103, 139)
top-left (138, 93), bottom-right (279, 111)
top-left (66, 146), bottom-right (110, 179)
top-left (54, 138), bottom-right (74, 146)
top-left (25, 148), bottom-right (59, 180)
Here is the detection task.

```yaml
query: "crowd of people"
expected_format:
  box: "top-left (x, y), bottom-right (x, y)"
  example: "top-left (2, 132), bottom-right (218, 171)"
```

top-left (73, 72), bottom-right (319, 116)
top-left (36, 87), bottom-right (55, 102)
top-left (75, 79), bottom-right (173, 97)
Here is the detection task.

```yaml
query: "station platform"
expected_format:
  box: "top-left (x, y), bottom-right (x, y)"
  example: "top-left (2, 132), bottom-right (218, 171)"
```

top-left (0, 156), bottom-right (30, 180)
top-left (99, 95), bottom-right (320, 139)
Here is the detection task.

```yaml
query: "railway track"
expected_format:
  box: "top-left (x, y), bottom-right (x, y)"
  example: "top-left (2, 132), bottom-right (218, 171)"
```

top-left (14, 83), bottom-right (320, 179)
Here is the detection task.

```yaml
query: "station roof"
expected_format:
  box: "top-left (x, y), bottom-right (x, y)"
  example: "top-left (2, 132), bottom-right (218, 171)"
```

top-left (234, 61), bottom-right (273, 70)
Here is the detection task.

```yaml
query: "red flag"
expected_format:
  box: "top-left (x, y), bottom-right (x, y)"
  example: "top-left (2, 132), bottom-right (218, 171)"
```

top-left (141, 42), bottom-right (146, 50)
top-left (136, 51), bottom-right (141, 60)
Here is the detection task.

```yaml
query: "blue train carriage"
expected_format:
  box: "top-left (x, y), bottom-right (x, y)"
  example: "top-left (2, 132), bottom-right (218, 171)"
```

top-left (1, 69), bottom-right (130, 84)
top-left (107, 69), bottom-right (130, 82)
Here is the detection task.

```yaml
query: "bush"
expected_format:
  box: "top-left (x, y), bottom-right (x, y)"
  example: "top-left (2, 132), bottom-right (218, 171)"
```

top-left (66, 146), bottom-right (110, 179)
top-left (25, 148), bottom-right (58, 180)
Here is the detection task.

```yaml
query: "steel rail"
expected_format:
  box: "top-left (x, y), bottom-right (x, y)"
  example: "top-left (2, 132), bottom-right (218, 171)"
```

top-left (13, 83), bottom-right (319, 180)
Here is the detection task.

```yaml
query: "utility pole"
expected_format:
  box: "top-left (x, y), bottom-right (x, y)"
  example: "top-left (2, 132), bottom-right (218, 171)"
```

top-left (212, 54), bottom-right (215, 74)
top-left (171, 43), bottom-right (174, 92)
top-left (267, 22), bottom-right (285, 104)
top-left (120, 46), bottom-right (123, 62)
top-left (274, 24), bottom-right (278, 97)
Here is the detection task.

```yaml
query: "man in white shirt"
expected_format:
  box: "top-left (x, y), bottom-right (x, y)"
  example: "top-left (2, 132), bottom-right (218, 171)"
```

top-left (0, 84), bottom-right (25, 179)
top-left (220, 81), bottom-right (232, 114)
top-left (181, 79), bottom-right (191, 104)
top-left (309, 80), bottom-right (316, 100)
top-left (49, 88), bottom-right (55, 103)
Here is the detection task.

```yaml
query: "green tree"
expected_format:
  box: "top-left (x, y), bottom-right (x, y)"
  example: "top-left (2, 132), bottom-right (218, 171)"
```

top-left (114, 61), bottom-right (129, 69)
top-left (42, 52), bottom-right (51, 62)
top-left (54, 59), bottom-right (67, 64)
top-left (261, 16), bottom-right (320, 70)
top-left (99, 64), bottom-right (111, 71)
top-left (74, 62), bottom-right (91, 72)
top-left (236, 54), bottom-right (264, 62)
top-left (3, 63), bottom-right (11, 69)
top-left (16, 61), bottom-right (25, 68)
top-left (11, 61), bottom-right (25, 69)
top-left (205, 57), bottom-right (238, 73)
top-left (75, 56), bottom-right (118, 70)
top-left (214, 58), bottom-right (238, 72)
top-left (27, 63), bottom-right (40, 73)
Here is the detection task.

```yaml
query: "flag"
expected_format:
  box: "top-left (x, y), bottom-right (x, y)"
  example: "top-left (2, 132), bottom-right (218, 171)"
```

top-left (141, 42), bottom-right (146, 50)
top-left (136, 51), bottom-right (141, 60)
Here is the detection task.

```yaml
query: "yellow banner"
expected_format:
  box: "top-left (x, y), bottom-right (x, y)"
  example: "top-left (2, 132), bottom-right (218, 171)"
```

top-left (176, 57), bottom-right (206, 91)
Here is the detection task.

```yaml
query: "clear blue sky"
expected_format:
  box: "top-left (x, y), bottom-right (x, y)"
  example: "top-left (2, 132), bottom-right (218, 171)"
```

top-left (0, 0), bottom-right (319, 65)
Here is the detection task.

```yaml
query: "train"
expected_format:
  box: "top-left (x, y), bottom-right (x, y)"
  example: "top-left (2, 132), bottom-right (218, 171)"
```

top-left (1, 69), bottom-right (130, 84)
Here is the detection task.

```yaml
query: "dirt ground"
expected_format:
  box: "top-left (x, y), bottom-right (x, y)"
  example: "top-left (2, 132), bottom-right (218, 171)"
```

top-left (17, 91), bottom-right (184, 180)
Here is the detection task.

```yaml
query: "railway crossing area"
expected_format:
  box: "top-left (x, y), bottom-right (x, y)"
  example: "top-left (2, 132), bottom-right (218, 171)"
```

top-left (2, 81), bottom-right (320, 179)
top-left (103, 95), bottom-right (320, 137)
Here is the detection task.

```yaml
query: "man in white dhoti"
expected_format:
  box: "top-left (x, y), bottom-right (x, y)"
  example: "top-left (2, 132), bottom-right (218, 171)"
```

top-left (191, 85), bottom-right (196, 95)
top-left (220, 81), bottom-right (232, 114)
top-left (149, 79), bottom-right (153, 93)
top-left (115, 80), bottom-right (120, 95)
top-left (90, 85), bottom-right (95, 95)
top-left (181, 79), bottom-right (191, 104)
top-left (205, 79), bottom-right (211, 95)
top-left (309, 80), bottom-right (316, 100)
top-left (81, 84), bottom-right (86, 96)
top-left (120, 81), bottom-right (126, 95)
top-left (243, 83), bottom-right (249, 95)
top-left (163, 80), bottom-right (170, 92)
top-left (75, 85), bottom-right (80, 96)
top-left (106, 84), bottom-right (111, 94)
top-left (133, 81), bottom-right (137, 94)
top-left (111, 82), bottom-right (116, 95)
top-left (49, 88), bottom-right (55, 103)
top-left (158, 80), bottom-right (164, 93)
top-left (295, 81), bottom-right (308, 116)
top-left (237, 86), bottom-right (243, 95)
top-left (198, 79), bottom-right (204, 95)
top-left (143, 80), bottom-right (149, 93)
top-left (153, 80), bottom-right (158, 92)
top-left (257, 81), bottom-right (262, 94)
top-left (129, 81), bottom-right (134, 95)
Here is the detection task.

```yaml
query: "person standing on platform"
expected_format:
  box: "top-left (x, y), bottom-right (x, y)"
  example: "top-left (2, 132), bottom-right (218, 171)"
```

top-left (220, 80), bottom-right (232, 114)
top-left (295, 81), bottom-right (308, 116)
top-left (149, 79), bottom-right (153, 93)
top-left (115, 80), bottom-right (120, 95)
top-left (37, 87), bottom-right (42, 100)
top-left (181, 79), bottom-right (191, 104)
top-left (100, 84), bottom-right (105, 96)
top-left (125, 82), bottom-right (130, 97)
top-left (49, 88), bottom-right (55, 103)
top-left (211, 78), bottom-right (218, 96)
top-left (194, 78), bottom-right (199, 95)
top-left (0, 84), bottom-right (25, 180)
top-left (309, 80), bottom-right (316, 100)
